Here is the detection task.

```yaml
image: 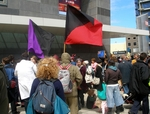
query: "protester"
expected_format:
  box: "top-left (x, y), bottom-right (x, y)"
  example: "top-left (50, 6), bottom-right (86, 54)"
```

top-left (2, 57), bottom-right (19, 114)
top-left (104, 58), bottom-right (108, 72)
top-left (60, 53), bottom-right (82, 114)
top-left (76, 58), bottom-right (88, 109)
top-left (30, 57), bottom-right (65, 101)
top-left (131, 53), bottom-right (139, 65)
top-left (93, 59), bottom-right (103, 91)
top-left (83, 60), bottom-right (93, 89)
top-left (30, 55), bottom-right (38, 65)
top-left (105, 59), bottom-right (124, 114)
top-left (129, 52), bottom-right (150, 114)
top-left (110, 55), bottom-right (119, 68)
top-left (118, 55), bottom-right (132, 94)
top-left (14, 52), bottom-right (37, 112)
top-left (91, 58), bottom-right (97, 72)
top-left (29, 57), bottom-right (66, 114)
top-left (0, 66), bottom-right (9, 114)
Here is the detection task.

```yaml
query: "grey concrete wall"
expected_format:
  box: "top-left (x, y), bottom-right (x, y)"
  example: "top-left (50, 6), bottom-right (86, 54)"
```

top-left (81, 0), bottom-right (110, 25)
top-left (0, 0), bottom-right (65, 19)
top-left (0, 0), bottom-right (110, 24)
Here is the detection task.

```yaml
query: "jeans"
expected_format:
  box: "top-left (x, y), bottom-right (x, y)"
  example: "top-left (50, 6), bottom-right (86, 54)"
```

top-left (130, 94), bottom-right (149, 114)
top-left (106, 84), bottom-right (124, 108)
top-left (123, 83), bottom-right (129, 94)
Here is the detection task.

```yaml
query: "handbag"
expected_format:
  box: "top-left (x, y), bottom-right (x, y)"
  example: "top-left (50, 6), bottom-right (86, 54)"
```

top-left (97, 82), bottom-right (106, 100)
top-left (92, 77), bottom-right (100, 85)
top-left (54, 95), bottom-right (70, 114)
top-left (27, 97), bottom-right (36, 114)
top-left (9, 80), bottom-right (16, 88)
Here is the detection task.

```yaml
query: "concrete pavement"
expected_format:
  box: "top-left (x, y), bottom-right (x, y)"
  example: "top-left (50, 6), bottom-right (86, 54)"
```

top-left (9, 103), bottom-right (144, 114)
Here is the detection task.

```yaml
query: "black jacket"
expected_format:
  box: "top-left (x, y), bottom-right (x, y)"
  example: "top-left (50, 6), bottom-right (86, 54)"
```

top-left (0, 70), bottom-right (9, 114)
top-left (94, 65), bottom-right (103, 91)
top-left (129, 60), bottom-right (150, 96)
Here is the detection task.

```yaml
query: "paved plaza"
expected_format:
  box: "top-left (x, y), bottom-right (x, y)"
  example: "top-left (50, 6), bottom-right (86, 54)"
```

top-left (9, 103), bottom-right (145, 114)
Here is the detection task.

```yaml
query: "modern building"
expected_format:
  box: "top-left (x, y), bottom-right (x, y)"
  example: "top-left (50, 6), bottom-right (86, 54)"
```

top-left (111, 42), bottom-right (126, 54)
top-left (134, 0), bottom-right (150, 53)
top-left (0, 0), bottom-right (148, 60)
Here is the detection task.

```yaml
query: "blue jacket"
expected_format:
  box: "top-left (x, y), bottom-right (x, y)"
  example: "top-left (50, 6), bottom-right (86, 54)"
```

top-left (118, 60), bottom-right (132, 83)
top-left (30, 78), bottom-right (65, 101)
top-left (4, 64), bottom-right (16, 81)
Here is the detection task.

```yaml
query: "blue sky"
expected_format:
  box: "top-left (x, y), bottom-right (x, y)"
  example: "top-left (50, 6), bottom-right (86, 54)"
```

top-left (110, 0), bottom-right (136, 44)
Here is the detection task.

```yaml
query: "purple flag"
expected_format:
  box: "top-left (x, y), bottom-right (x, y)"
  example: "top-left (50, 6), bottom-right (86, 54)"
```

top-left (28, 20), bottom-right (54, 58)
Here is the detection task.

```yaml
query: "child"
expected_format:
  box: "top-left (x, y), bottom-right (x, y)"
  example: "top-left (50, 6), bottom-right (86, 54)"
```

top-left (86, 89), bottom-right (96, 109)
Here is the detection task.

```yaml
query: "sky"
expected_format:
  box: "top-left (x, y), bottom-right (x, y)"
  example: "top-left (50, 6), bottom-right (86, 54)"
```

top-left (110, 0), bottom-right (136, 44)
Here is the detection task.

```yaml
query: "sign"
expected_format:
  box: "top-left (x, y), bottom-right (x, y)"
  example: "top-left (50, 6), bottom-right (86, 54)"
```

top-left (59, 0), bottom-right (80, 15)
top-left (113, 51), bottom-right (126, 55)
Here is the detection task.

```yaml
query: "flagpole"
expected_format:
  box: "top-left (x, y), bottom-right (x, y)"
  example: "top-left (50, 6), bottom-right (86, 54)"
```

top-left (63, 43), bottom-right (66, 53)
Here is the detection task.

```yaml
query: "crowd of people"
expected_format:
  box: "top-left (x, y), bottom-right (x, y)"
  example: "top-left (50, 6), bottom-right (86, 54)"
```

top-left (0, 51), bottom-right (150, 114)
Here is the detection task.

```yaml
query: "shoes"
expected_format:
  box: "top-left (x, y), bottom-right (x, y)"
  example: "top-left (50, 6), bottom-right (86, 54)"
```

top-left (107, 108), bottom-right (113, 114)
top-left (116, 105), bottom-right (124, 114)
top-left (21, 102), bottom-right (25, 107)
top-left (15, 102), bottom-right (20, 107)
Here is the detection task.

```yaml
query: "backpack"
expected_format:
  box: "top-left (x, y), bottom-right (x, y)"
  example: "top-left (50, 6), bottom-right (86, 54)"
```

top-left (58, 64), bottom-right (73, 93)
top-left (85, 66), bottom-right (93, 83)
top-left (32, 80), bottom-right (56, 114)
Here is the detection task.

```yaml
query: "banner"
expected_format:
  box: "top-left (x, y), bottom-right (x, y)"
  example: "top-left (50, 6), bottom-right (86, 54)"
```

top-left (59, 0), bottom-right (80, 15)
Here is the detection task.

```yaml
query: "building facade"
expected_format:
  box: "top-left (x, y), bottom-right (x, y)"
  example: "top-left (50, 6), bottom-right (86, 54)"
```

top-left (0, 0), bottom-right (110, 60)
top-left (134, 0), bottom-right (150, 53)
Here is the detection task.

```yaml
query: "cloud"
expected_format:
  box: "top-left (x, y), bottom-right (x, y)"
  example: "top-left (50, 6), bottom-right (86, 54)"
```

top-left (111, 20), bottom-right (120, 24)
top-left (111, 1), bottom-right (134, 11)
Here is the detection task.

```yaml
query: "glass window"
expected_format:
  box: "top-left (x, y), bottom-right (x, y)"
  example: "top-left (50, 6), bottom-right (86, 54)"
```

top-left (141, 2), bottom-right (150, 9)
top-left (0, 0), bottom-right (7, 6)
top-left (128, 43), bottom-right (131, 46)
top-left (133, 37), bottom-right (136, 40)
top-left (128, 38), bottom-right (130, 40)
top-left (134, 42), bottom-right (136, 46)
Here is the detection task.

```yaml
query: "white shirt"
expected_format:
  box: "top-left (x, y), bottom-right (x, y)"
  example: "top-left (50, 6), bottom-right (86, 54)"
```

top-left (15, 60), bottom-right (37, 100)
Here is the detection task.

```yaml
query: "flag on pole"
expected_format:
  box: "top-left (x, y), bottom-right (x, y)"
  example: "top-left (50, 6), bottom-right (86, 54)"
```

top-left (65, 5), bottom-right (103, 46)
top-left (28, 19), bottom-right (55, 58)
top-left (98, 50), bottom-right (105, 58)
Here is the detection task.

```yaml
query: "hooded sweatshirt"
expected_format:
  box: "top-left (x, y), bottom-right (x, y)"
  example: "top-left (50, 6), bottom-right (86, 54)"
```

top-left (105, 66), bottom-right (122, 85)
top-left (60, 53), bottom-right (83, 97)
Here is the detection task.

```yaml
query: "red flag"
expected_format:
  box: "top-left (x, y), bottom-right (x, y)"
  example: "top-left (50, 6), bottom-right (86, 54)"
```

top-left (65, 5), bottom-right (103, 46)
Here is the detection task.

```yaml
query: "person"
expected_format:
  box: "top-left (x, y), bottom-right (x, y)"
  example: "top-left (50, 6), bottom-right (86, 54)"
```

top-left (76, 58), bottom-right (88, 109)
top-left (30, 57), bottom-right (65, 101)
top-left (71, 57), bottom-right (76, 65)
top-left (30, 57), bottom-right (65, 114)
top-left (60, 53), bottom-right (82, 114)
top-left (129, 52), bottom-right (150, 114)
top-left (118, 55), bottom-right (132, 94)
top-left (131, 53), bottom-right (139, 65)
top-left (30, 55), bottom-right (38, 65)
top-left (93, 59), bottom-right (103, 91)
top-left (93, 59), bottom-right (106, 113)
top-left (110, 55), bottom-right (119, 68)
top-left (0, 66), bottom-right (9, 114)
top-left (2, 57), bottom-right (19, 114)
top-left (83, 60), bottom-right (93, 89)
top-left (105, 59), bottom-right (124, 114)
top-left (14, 52), bottom-right (37, 112)
top-left (104, 58), bottom-right (108, 72)
top-left (91, 58), bottom-right (97, 72)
